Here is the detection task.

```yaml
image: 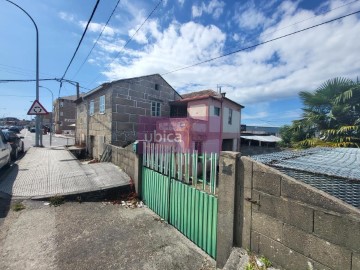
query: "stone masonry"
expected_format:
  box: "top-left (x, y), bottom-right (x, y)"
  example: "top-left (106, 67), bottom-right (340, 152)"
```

top-left (216, 153), bottom-right (360, 270)
top-left (75, 74), bottom-right (181, 159)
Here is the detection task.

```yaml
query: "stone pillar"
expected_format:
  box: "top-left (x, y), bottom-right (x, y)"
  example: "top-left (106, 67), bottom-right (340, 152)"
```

top-left (216, 151), bottom-right (240, 268)
top-left (133, 154), bottom-right (142, 196)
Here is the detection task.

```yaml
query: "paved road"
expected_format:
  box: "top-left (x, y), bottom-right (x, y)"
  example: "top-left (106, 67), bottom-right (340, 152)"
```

top-left (21, 129), bottom-right (75, 150)
top-left (0, 146), bottom-right (130, 198)
top-left (0, 200), bottom-right (214, 270)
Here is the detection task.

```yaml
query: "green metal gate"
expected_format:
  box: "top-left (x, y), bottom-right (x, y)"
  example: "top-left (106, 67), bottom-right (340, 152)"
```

top-left (142, 143), bottom-right (218, 258)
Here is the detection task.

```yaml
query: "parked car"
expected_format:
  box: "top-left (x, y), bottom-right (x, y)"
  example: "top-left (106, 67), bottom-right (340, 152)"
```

top-left (1, 130), bottom-right (24, 160)
top-left (8, 126), bottom-right (21, 134)
top-left (30, 127), bottom-right (36, 133)
top-left (0, 131), bottom-right (11, 170)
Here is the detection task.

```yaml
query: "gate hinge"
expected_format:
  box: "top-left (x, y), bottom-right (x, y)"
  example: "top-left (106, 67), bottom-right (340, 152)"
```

top-left (245, 197), bottom-right (260, 206)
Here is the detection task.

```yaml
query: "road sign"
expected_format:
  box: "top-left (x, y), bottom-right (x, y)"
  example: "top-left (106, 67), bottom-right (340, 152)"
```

top-left (27, 100), bottom-right (49, 115)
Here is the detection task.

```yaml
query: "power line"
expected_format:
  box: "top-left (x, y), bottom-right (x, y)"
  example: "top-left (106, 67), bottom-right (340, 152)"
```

top-left (256, 0), bottom-right (359, 46)
top-left (71, 0), bottom-right (121, 80)
top-left (161, 9), bottom-right (360, 76)
top-left (0, 78), bottom-right (91, 91)
top-left (86, 0), bottom-right (163, 88)
top-left (60, 0), bottom-right (100, 81)
top-left (0, 78), bottom-right (56, 83)
top-left (0, 94), bottom-right (34, 97)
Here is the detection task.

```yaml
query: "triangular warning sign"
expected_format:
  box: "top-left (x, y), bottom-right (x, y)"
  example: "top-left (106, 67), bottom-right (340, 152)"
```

top-left (27, 100), bottom-right (49, 115)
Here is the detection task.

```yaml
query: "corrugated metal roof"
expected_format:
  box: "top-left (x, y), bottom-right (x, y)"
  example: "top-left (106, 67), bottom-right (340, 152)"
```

top-left (252, 147), bottom-right (360, 208)
top-left (241, 135), bottom-right (282, 142)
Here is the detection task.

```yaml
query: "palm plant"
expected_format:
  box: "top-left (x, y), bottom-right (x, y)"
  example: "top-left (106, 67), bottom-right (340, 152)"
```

top-left (292, 77), bottom-right (360, 148)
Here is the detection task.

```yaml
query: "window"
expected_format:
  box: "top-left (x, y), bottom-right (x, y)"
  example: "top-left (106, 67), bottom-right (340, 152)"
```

top-left (99, 95), bottom-right (105, 113)
top-left (89, 100), bottom-right (94, 115)
top-left (214, 107), bottom-right (220, 116)
top-left (60, 101), bottom-right (64, 108)
top-left (155, 83), bottom-right (159, 90)
top-left (60, 111), bottom-right (63, 117)
top-left (228, 108), bottom-right (233, 125)
top-left (151, 102), bottom-right (161, 117)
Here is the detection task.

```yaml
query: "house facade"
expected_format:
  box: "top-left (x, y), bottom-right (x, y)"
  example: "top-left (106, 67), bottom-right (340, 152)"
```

top-left (153, 90), bottom-right (243, 153)
top-left (53, 95), bottom-right (78, 134)
top-left (75, 74), bottom-right (181, 159)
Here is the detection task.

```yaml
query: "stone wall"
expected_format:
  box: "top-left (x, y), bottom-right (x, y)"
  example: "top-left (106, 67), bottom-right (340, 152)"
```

top-left (75, 74), bottom-right (180, 158)
top-left (108, 144), bottom-right (141, 194)
top-left (111, 74), bottom-right (181, 146)
top-left (236, 156), bottom-right (360, 270)
top-left (54, 98), bottom-right (77, 133)
top-left (236, 157), bottom-right (360, 270)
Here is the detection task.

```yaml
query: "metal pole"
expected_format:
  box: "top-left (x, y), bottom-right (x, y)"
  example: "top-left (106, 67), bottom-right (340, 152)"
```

top-left (39, 86), bottom-right (53, 146)
top-left (5, 0), bottom-right (40, 147)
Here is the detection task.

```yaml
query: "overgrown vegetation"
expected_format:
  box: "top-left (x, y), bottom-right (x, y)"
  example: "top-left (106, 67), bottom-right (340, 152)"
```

top-left (245, 254), bottom-right (272, 270)
top-left (280, 77), bottom-right (360, 148)
top-left (49, 195), bottom-right (65, 207)
top-left (12, 202), bottom-right (26, 212)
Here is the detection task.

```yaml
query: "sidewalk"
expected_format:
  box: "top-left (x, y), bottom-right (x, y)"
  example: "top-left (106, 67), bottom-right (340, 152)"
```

top-left (0, 147), bottom-right (130, 199)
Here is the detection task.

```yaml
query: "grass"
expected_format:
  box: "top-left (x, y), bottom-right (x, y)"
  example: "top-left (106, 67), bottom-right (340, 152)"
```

top-left (49, 195), bottom-right (65, 207)
top-left (245, 254), bottom-right (272, 270)
top-left (12, 202), bottom-right (26, 212)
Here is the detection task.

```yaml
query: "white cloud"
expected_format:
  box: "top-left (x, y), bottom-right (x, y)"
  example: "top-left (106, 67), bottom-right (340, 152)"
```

top-left (79, 21), bottom-right (116, 36)
top-left (233, 3), bottom-right (269, 30)
top-left (58, 11), bottom-right (75, 22)
top-left (192, 0), bottom-right (226, 19)
top-left (178, 0), bottom-right (185, 7)
top-left (96, 0), bottom-right (360, 110)
top-left (128, 19), bottom-right (162, 44)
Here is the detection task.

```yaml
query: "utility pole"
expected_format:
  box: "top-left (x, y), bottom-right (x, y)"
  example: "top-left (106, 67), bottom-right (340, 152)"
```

top-left (39, 86), bottom-right (54, 146)
top-left (5, 0), bottom-right (41, 147)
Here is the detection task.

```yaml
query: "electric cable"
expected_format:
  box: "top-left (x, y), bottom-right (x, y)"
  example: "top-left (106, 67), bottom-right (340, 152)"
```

top-left (161, 9), bottom-right (360, 76)
top-left (71, 0), bottom-right (121, 79)
top-left (86, 0), bottom-right (163, 87)
top-left (59, 0), bottom-right (100, 97)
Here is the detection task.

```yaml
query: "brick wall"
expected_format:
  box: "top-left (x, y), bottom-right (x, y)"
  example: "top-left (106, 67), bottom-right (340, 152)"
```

top-left (237, 156), bottom-right (360, 270)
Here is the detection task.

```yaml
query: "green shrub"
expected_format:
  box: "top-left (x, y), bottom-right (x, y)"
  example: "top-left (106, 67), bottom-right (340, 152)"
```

top-left (49, 195), bottom-right (65, 207)
top-left (12, 202), bottom-right (26, 212)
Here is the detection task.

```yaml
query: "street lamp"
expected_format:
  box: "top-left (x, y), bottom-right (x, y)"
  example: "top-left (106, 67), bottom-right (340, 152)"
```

top-left (5, 0), bottom-right (40, 147)
top-left (39, 86), bottom-right (54, 146)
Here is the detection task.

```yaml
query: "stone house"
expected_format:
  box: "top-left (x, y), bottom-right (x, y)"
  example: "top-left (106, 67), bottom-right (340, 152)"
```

top-left (53, 95), bottom-right (78, 134)
top-left (75, 74), bottom-right (181, 159)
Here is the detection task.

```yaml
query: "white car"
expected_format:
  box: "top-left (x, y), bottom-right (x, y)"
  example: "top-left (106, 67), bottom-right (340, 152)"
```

top-left (0, 130), bottom-right (11, 170)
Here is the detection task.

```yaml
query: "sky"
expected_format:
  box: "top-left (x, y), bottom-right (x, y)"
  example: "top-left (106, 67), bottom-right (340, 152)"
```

top-left (0, 0), bottom-right (359, 126)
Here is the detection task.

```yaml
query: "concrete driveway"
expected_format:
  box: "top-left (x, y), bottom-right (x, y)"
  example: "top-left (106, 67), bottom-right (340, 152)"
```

top-left (0, 200), bottom-right (215, 270)
top-left (0, 147), bottom-right (130, 199)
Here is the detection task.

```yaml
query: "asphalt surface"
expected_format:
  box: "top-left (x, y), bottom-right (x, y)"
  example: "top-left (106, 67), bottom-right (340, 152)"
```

top-left (0, 200), bottom-right (215, 270)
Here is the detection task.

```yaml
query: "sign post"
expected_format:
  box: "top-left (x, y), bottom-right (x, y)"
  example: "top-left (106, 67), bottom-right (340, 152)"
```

top-left (27, 100), bottom-right (48, 147)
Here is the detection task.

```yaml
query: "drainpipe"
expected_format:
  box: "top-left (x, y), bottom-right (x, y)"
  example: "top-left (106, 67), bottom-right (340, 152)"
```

top-left (219, 94), bottom-right (224, 153)
top-left (86, 99), bottom-right (90, 155)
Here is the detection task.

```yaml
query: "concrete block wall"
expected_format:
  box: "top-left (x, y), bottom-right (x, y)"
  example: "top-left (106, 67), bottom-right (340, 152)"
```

top-left (76, 102), bottom-right (87, 146)
top-left (109, 144), bottom-right (141, 194)
top-left (111, 74), bottom-right (181, 146)
top-left (238, 156), bottom-right (360, 270)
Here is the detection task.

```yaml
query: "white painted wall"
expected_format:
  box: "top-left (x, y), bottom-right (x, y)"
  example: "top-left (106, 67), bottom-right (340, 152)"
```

top-left (222, 106), bottom-right (240, 134)
top-left (188, 103), bottom-right (207, 120)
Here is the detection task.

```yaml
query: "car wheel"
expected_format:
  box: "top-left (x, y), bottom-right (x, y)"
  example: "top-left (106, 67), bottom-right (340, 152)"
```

top-left (4, 156), bottom-right (11, 169)
top-left (12, 148), bottom-right (18, 161)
